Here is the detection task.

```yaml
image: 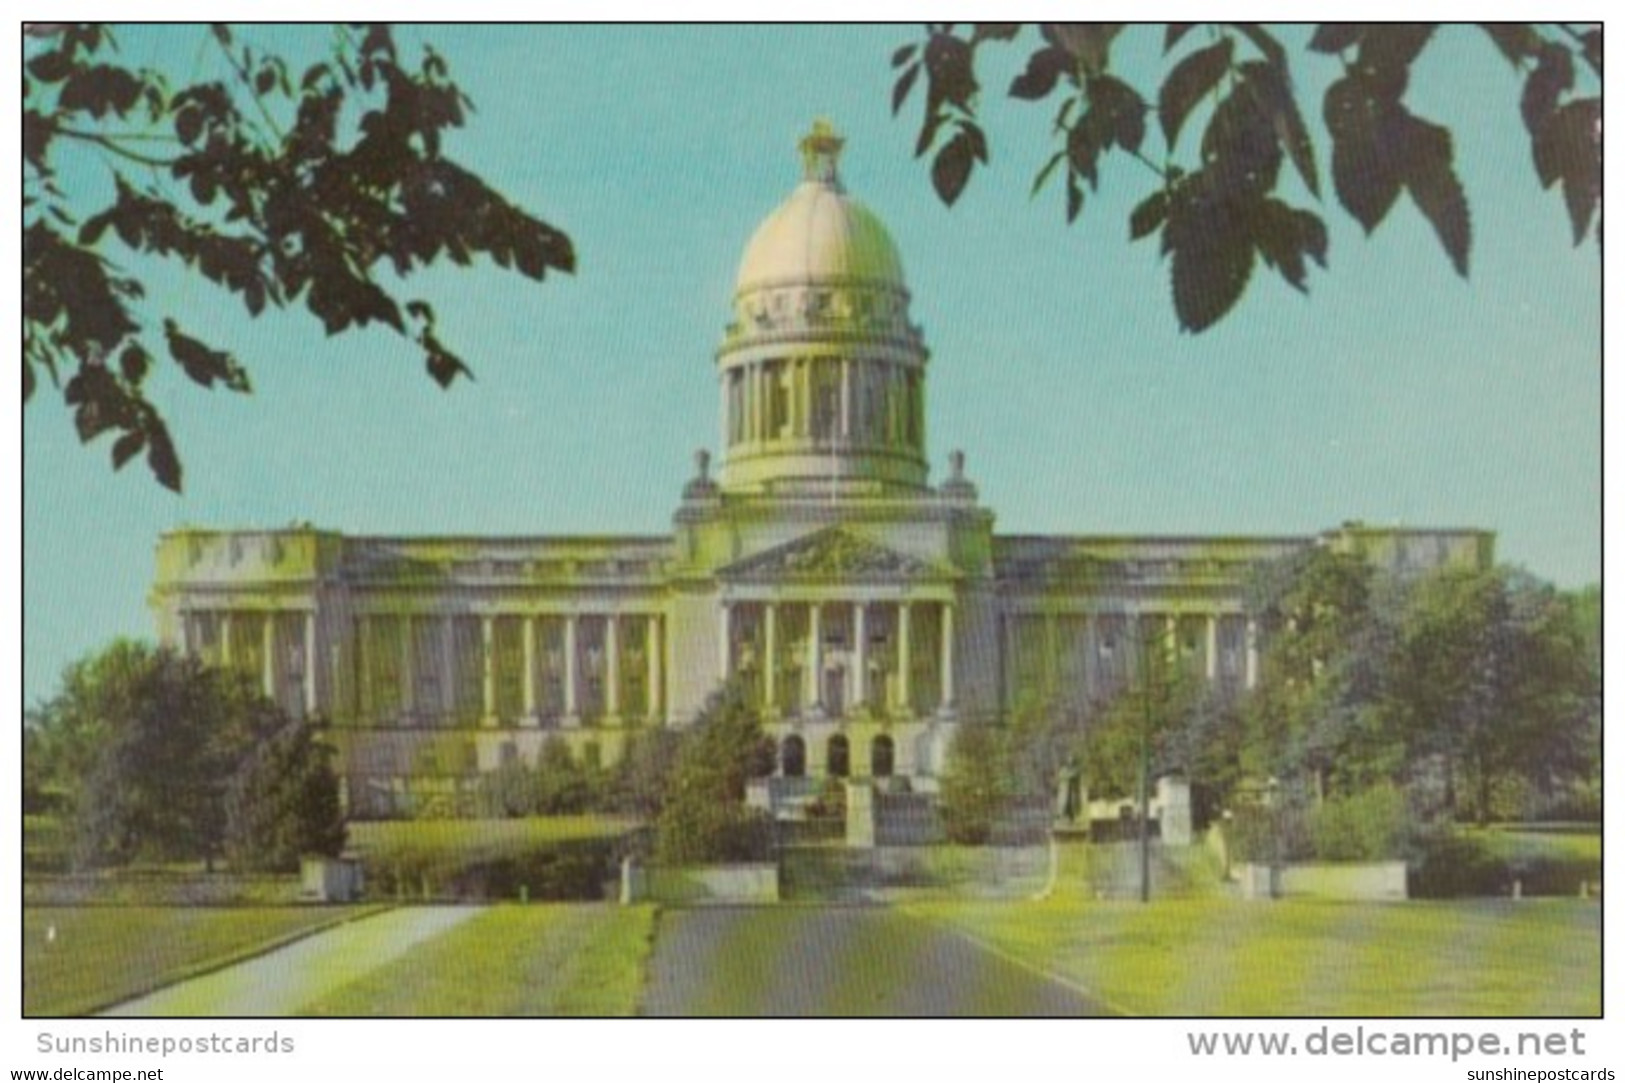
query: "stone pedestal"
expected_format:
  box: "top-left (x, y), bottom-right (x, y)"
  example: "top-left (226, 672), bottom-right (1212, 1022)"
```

top-left (845, 780), bottom-right (877, 849)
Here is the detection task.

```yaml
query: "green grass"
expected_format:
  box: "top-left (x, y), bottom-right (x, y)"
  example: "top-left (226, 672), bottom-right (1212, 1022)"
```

top-left (346, 816), bottom-right (636, 865)
top-left (24, 906), bottom-right (381, 1016)
top-left (904, 895), bottom-right (1600, 1016)
top-left (303, 904), bottom-right (656, 1016)
top-left (1474, 827), bottom-right (1601, 869)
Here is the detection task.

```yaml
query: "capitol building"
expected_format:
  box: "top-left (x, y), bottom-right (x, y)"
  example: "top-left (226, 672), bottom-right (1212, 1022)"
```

top-left (150, 123), bottom-right (1492, 817)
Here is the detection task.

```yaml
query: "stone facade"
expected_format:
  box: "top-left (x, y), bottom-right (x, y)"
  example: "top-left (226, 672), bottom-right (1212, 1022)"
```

top-left (149, 124), bottom-right (1493, 817)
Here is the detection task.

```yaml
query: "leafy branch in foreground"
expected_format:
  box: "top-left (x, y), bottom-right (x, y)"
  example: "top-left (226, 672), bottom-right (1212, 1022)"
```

top-left (891, 23), bottom-right (1599, 333)
top-left (24, 24), bottom-right (575, 491)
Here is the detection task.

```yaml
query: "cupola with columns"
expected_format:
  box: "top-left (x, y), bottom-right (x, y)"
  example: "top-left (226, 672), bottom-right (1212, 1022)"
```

top-left (717, 121), bottom-right (930, 494)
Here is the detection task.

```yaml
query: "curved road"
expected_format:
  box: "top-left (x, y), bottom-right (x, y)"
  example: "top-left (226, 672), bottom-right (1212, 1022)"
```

top-left (102, 907), bottom-right (482, 1017)
top-left (640, 906), bottom-right (1110, 1017)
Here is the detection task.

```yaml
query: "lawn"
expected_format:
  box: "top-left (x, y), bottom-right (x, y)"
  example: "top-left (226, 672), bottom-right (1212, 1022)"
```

top-left (904, 896), bottom-right (1601, 1016)
top-left (24, 905), bottom-right (381, 1016)
top-left (346, 816), bottom-right (638, 861)
top-left (303, 904), bottom-right (656, 1016)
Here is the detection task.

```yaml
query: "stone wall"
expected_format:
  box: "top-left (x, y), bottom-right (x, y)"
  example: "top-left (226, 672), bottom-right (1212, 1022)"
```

top-left (641, 863), bottom-right (780, 905)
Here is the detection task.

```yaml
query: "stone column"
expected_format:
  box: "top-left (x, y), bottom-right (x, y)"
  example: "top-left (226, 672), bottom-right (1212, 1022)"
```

top-left (806, 603), bottom-right (824, 718)
top-left (751, 364), bottom-right (764, 443)
top-left (1044, 611), bottom-right (1058, 699)
top-left (303, 611), bottom-right (319, 718)
top-left (763, 603), bottom-right (778, 717)
top-left (1166, 613), bottom-right (1179, 668)
top-left (1205, 613), bottom-right (1219, 682)
top-left (563, 614), bottom-right (580, 727)
top-left (262, 613), bottom-right (277, 700)
top-left (718, 601), bottom-right (732, 682)
top-left (220, 611), bottom-right (233, 668)
top-left (897, 601), bottom-right (912, 717)
top-left (1245, 617), bottom-right (1259, 689)
top-left (938, 601), bottom-right (956, 715)
top-left (853, 601), bottom-right (869, 716)
top-left (839, 358), bottom-right (852, 441)
top-left (439, 617), bottom-right (456, 721)
top-left (605, 614), bottom-right (622, 725)
top-left (647, 615), bottom-right (663, 724)
top-left (521, 616), bottom-right (538, 727)
top-left (400, 617), bottom-right (416, 723)
top-left (480, 615), bottom-right (497, 727)
top-left (719, 377), bottom-right (732, 449)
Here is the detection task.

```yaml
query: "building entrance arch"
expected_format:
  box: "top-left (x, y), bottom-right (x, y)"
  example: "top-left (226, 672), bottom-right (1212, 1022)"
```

top-left (781, 735), bottom-right (806, 778)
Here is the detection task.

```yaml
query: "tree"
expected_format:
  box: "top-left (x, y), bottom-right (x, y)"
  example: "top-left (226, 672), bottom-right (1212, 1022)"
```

top-left (224, 719), bottom-right (346, 872)
top-left (653, 682), bottom-right (775, 864)
top-left (1383, 566), bottom-right (1595, 823)
top-left (936, 720), bottom-right (1017, 845)
top-left (890, 24), bottom-right (1599, 333)
top-left (534, 735), bottom-right (590, 815)
top-left (24, 24), bottom-right (574, 491)
top-left (30, 640), bottom-right (275, 868)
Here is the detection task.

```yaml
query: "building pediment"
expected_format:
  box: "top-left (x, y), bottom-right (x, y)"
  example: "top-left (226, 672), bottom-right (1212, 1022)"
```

top-left (719, 527), bottom-right (958, 583)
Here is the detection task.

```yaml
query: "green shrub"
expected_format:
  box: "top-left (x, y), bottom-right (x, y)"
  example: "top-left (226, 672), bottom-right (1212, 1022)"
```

top-left (1308, 784), bottom-right (1409, 862)
top-left (477, 759), bottom-right (538, 819)
top-left (535, 736), bottom-right (590, 815)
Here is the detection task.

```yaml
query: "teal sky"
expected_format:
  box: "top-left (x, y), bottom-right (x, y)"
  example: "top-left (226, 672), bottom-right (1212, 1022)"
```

top-left (22, 25), bottom-right (1601, 705)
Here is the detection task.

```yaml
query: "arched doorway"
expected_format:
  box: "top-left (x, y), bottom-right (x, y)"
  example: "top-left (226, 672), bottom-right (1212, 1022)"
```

top-left (781, 735), bottom-right (806, 778)
top-left (827, 734), bottom-right (850, 778)
top-left (871, 735), bottom-right (894, 778)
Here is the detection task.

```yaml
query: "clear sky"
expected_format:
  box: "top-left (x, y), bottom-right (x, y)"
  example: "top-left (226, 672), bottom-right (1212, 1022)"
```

top-left (21, 24), bottom-right (1601, 705)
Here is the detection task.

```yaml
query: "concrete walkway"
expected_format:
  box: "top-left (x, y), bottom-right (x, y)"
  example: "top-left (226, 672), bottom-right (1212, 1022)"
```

top-left (641, 905), bottom-right (1110, 1016)
top-left (102, 906), bottom-right (483, 1017)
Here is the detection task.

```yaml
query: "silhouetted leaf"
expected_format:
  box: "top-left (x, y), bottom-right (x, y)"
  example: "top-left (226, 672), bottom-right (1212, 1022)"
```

top-left (1160, 38), bottom-right (1231, 147)
top-left (1522, 43), bottom-right (1574, 132)
top-left (1534, 99), bottom-right (1602, 242)
top-left (118, 343), bottom-right (150, 384)
top-left (147, 419), bottom-right (182, 492)
top-left (1065, 170), bottom-right (1083, 224)
top-left (924, 33), bottom-right (977, 109)
top-left (164, 319), bottom-right (252, 392)
top-left (1164, 24), bottom-right (1197, 53)
top-left (1169, 207), bottom-right (1254, 332)
top-left (891, 43), bottom-right (918, 68)
top-left (1325, 75), bottom-right (1402, 233)
top-left (1130, 189), bottom-right (1169, 239)
top-left (1397, 114), bottom-right (1470, 276)
top-left (1480, 24), bottom-right (1540, 67)
top-left (932, 130), bottom-right (976, 206)
top-left (111, 429), bottom-right (145, 470)
top-left (1231, 24), bottom-right (1286, 70)
top-left (1308, 25), bottom-right (1363, 54)
top-left (27, 49), bottom-right (74, 83)
top-left (1202, 78), bottom-right (1282, 197)
top-left (1251, 199), bottom-right (1327, 292)
top-left (1090, 75), bottom-right (1145, 153)
top-left (1581, 30), bottom-right (1601, 75)
top-left (1066, 118), bottom-right (1101, 189)
top-left (1244, 59), bottom-right (1320, 197)
top-left (892, 63), bottom-right (920, 114)
top-left (1361, 25), bottom-right (1435, 77)
top-left (1009, 46), bottom-right (1070, 100)
top-left (59, 65), bottom-right (144, 119)
top-left (972, 24), bottom-right (1021, 44)
top-left (1045, 24), bottom-right (1121, 76)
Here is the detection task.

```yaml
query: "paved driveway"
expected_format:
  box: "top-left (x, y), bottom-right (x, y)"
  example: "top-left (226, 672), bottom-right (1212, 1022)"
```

top-left (640, 905), bottom-right (1109, 1016)
top-left (102, 906), bottom-right (483, 1017)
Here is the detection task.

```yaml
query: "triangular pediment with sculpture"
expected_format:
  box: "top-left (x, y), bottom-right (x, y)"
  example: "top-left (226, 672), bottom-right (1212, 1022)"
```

top-left (719, 526), bottom-right (959, 583)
